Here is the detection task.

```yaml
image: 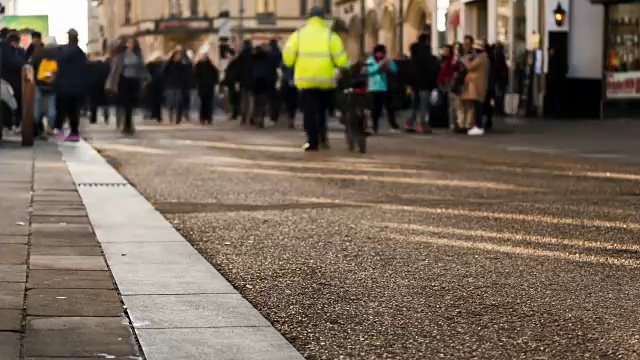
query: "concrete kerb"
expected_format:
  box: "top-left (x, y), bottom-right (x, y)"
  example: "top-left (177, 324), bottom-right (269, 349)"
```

top-left (58, 140), bottom-right (304, 360)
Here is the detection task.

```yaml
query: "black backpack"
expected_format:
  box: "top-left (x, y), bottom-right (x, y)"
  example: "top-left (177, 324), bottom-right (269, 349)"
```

top-left (451, 65), bottom-right (467, 96)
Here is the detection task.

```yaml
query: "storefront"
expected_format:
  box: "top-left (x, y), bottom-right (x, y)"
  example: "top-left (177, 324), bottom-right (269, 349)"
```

top-left (595, 0), bottom-right (640, 118)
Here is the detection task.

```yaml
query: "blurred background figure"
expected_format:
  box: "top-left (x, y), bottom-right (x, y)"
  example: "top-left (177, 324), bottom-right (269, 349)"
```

top-left (194, 46), bottom-right (219, 125)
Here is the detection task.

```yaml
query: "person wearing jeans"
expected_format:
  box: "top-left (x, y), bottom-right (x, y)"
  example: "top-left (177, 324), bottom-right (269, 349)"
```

top-left (30, 39), bottom-right (59, 137)
top-left (366, 44), bottom-right (399, 134)
top-left (33, 88), bottom-right (56, 136)
top-left (405, 34), bottom-right (439, 134)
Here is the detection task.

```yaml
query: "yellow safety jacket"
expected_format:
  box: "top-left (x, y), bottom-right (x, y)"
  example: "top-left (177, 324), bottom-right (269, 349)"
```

top-left (282, 17), bottom-right (348, 90)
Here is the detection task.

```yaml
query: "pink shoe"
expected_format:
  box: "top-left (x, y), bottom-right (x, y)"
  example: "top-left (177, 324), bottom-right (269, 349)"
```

top-left (64, 134), bottom-right (80, 142)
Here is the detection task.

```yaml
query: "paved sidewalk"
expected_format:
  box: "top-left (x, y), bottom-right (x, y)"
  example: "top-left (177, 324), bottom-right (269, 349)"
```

top-left (2, 140), bottom-right (301, 359)
top-left (0, 143), bottom-right (141, 358)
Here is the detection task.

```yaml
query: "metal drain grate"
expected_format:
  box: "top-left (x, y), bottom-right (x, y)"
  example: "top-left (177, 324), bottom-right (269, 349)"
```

top-left (77, 183), bottom-right (130, 187)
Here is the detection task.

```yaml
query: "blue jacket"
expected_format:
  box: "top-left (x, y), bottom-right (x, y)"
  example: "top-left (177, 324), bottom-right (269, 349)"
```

top-left (55, 44), bottom-right (88, 96)
top-left (366, 55), bottom-right (397, 92)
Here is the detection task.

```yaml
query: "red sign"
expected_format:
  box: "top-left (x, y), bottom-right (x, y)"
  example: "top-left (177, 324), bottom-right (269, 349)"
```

top-left (606, 71), bottom-right (640, 99)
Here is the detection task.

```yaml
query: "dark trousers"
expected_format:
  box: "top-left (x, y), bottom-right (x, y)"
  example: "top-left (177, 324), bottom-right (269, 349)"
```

top-left (89, 93), bottom-right (111, 124)
top-left (227, 85), bottom-right (240, 119)
top-left (149, 86), bottom-right (163, 121)
top-left (118, 77), bottom-right (140, 132)
top-left (370, 91), bottom-right (398, 132)
top-left (198, 90), bottom-right (214, 123)
top-left (57, 95), bottom-right (82, 135)
top-left (268, 87), bottom-right (279, 122)
top-left (281, 83), bottom-right (297, 120)
top-left (300, 89), bottom-right (329, 146)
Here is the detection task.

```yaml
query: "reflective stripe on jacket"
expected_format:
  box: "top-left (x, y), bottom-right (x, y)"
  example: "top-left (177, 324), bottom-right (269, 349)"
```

top-left (282, 17), bottom-right (348, 90)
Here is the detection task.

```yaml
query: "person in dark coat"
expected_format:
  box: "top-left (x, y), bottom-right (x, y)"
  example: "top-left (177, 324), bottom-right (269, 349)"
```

top-left (163, 49), bottom-right (190, 123)
top-left (266, 39), bottom-right (282, 123)
top-left (87, 58), bottom-right (111, 124)
top-left (250, 44), bottom-right (271, 128)
top-left (194, 50), bottom-right (219, 124)
top-left (222, 51), bottom-right (240, 120)
top-left (0, 32), bottom-right (26, 129)
top-left (280, 64), bottom-right (296, 128)
top-left (31, 40), bottom-right (60, 137)
top-left (25, 31), bottom-right (42, 61)
top-left (237, 40), bottom-right (254, 124)
top-left (405, 33), bottom-right (439, 133)
top-left (145, 51), bottom-right (165, 122)
top-left (54, 29), bottom-right (88, 141)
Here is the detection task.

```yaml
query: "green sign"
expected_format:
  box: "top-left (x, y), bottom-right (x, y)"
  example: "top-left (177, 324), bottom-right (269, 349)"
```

top-left (2, 15), bottom-right (49, 37)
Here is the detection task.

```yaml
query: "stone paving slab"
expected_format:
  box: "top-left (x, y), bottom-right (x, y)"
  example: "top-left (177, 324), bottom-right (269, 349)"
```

top-left (27, 289), bottom-right (123, 317)
top-left (93, 226), bottom-right (185, 243)
top-left (31, 223), bottom-right (93, 232)
top-left (30, 232), bottom-right (99, 247)
top-left (31, 215), bottom-right (91, 224)
top-left (31, 208), bottom-right (88, 217)
top-left (0, 308), bottom-right (22, 330)
top-left (0, 244), bottom-right (28, 265)
top-left (31, 246), bottom-right (102, 256)
top-left (28, 270), bottom-right (114, 289)
top-left (137, 327), bottom-right (305, 360)
top-left (0, 235), bottom-right (28, 244)
top-left (0, 265), bottom-right (27, 282)
top-left (0, 332), bottom-right (21, 359)
top-left (101, 242), bottom-right (203, 266)
top-left (110, 263), bottom-right (235, 295)
top-left (123, 294), bottom-right (271, 329)
top-left (24, 316), bottom-right (140, 358)
top-left (30, 255), bottom-right (108, 271)
top-left (0, 282), bottom-right (26, 309)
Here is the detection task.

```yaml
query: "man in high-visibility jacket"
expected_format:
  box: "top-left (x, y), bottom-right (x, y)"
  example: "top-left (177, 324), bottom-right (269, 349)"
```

top-left (283, 6), bottom-right (348, 151)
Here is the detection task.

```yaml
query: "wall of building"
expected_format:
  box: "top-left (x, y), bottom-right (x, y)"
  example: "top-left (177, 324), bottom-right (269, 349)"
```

top-left (567, 0), bottom-right (603, 78)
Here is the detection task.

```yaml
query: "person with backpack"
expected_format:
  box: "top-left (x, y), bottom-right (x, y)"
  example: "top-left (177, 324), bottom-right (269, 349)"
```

top-left (31, 38), bottom-right (59, 138)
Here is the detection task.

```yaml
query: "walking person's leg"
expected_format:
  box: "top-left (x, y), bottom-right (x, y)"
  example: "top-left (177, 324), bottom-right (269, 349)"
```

top-left (318, 90), bottom-right (330, 147)
top-left (33, 87), bottom-right (43, 137)
top-left (65, 96), bottom-right (81, 140)
top-left (300, 89), bottom-right (319, 150)
top-left (370, 92), bottom-right (386, 134)
top-left (419, 90), bottom-right (431, 133)
top-left (46, 94), bottom-right (56, 134)
top-left (384, 91), bottom-right (399, 130)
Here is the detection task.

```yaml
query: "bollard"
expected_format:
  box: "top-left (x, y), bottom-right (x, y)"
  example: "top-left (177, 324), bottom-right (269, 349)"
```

top-left (21, 65), bottom-right (35, 147)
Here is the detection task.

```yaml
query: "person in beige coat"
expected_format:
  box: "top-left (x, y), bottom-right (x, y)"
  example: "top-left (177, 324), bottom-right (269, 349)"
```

top-left (460, 40), bottom-right (489, 135)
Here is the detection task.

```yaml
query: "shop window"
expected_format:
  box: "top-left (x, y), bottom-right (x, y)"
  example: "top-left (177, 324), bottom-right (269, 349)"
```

top-left (190, 0), bottom-right (198, 16)
top-left (124, 0), bottom-right (131, 24)
top-left (605, 3), bottom-right (640, 99)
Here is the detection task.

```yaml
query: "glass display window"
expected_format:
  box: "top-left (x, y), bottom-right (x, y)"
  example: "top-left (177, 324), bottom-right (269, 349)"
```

top-left (605, 3), bottom-right (640, 99)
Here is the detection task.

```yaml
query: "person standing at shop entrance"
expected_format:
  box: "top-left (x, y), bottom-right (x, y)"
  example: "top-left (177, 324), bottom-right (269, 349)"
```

top-left (282, 6), bottom-right (348, 151)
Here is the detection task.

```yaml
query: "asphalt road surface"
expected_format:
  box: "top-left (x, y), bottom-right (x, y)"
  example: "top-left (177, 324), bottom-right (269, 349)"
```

top-left (89, 119), bottom-right (640, 359)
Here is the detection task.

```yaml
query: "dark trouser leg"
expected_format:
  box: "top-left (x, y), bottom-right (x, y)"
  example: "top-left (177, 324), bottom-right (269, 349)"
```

top-left (385, 92), bottom-right (399, 129)
top-left (318, 90), bottom-right (330, 144)
top-left (89, 99), bottom-right (98, 124)
top-left (199, 91), bottom-right (213, 123)
top-left (269, 87), bottom-right (279, 122)
top-left (67, 96), bottom-right (81, 135)
top-left (473, 100), bottom-right (484, 128)
top-left (370, 92), bottom-right (385, 133)
top-left (55, 96), bottom-right (64, 130)
top-left (301, 89), bottom-right (319, 146)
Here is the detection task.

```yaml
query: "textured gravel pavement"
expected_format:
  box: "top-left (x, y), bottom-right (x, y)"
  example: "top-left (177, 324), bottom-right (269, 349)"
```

top-left (88, 118), bottom-right (640, 359)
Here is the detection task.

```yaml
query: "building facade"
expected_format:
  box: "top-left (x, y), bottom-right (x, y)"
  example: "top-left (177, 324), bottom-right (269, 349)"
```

top-left (334, 0), bottom-right (437, 60)
top-left (92, 0), bottom-right (331, 59)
